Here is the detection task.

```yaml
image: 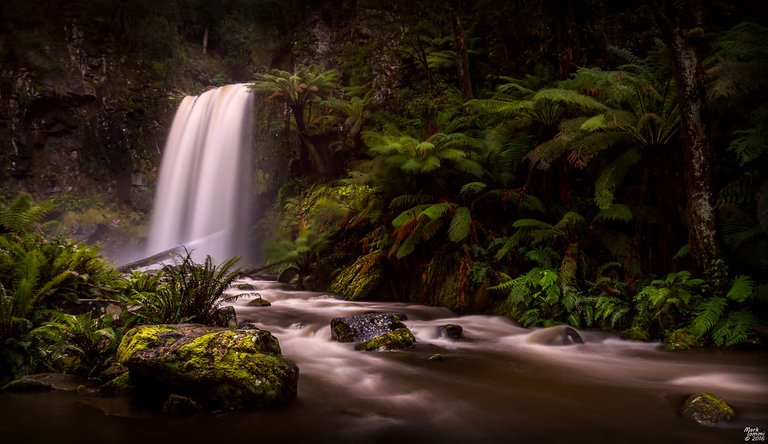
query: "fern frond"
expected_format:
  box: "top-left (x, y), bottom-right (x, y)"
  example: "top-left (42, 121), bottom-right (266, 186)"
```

top-left (448, 207), bottom-right (472, 242)
top-left (592, 204), bottom-right (633, 223)
top-left (594, 147), bottom-right (642, 209)
top-left (691, 297), bottom-right (727, 337)
top-left (727, 275), bottom-right (754, 302)
top-left (712, 310), bottom-right (755, 347)
top-left (533, 88), bottom-right (609, 113)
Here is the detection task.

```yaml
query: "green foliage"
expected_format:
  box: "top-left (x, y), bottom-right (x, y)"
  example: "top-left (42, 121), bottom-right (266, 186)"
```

top-left (32, 312), bottom-right (118, 377)
top-left (0, 193), bottom-right (55, 233)
top-left (125, 250), bottom-right (242, 327)
top-left (686, 260), bottom-right (762, 347)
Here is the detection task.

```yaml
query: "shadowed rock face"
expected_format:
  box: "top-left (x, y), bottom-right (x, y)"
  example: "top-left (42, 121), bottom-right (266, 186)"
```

top-left (330, 312), bottom-right (409, 343)
top-left (526, 325), bottom-right (584, 346)
top-left (116, 324), bottom-right (299, 409)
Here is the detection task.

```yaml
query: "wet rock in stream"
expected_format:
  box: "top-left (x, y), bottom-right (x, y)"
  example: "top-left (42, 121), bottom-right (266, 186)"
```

top-left (331, 312), bottom-right (415, 351)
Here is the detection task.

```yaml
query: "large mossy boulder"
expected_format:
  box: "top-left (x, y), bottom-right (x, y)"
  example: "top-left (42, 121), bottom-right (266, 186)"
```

top-left (680, 392), bottom-right (735, 426)
top-left (116, 324), bottom-right (299, 409)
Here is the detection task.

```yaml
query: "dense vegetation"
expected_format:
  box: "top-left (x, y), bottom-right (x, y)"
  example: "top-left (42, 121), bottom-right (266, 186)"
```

top-left (252, 1), bottom-right (768, 349)
top-left (1, 0), bottom-right (768, 388)
top-left (0, 194), bottom-right (242, 384)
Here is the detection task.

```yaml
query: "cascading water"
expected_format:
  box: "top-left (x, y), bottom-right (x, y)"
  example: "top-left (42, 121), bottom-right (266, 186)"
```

top-left (145, 84), bottom-right (254, 263)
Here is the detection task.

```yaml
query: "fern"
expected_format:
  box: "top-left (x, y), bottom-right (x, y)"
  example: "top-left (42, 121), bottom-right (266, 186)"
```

top-left (727, 275), bottom-right (754, 302)
top-left (592, 203), bottom-right (633, 223)
top-left (712, 311), bottom-right (755, 347)
top-left (594, 147), bottom-right (642, 209)
top-left (448, 207), bottom-right (472, 242)
top-left (691, 297), bottom-right (727, 337)
top-left (0, 193), bottom-right (55, 233)
top-left (532, 89), bottom-right (609, 113)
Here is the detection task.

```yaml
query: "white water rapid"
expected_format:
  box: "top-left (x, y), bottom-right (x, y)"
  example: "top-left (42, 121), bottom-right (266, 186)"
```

top-left (145, 84), bottom-right (254, 263)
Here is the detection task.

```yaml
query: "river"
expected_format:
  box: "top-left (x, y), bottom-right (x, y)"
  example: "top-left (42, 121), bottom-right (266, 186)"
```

top-left (1, 278), bottom-right (766, 443)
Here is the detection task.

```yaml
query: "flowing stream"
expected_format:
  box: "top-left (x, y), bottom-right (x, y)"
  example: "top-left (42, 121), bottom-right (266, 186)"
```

top-left (2, 279), bottom-right (767, 443)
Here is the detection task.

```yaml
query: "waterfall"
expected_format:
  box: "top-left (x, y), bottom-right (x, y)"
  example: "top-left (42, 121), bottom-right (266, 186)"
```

top-left (146, 84), bottom-right (254, 263)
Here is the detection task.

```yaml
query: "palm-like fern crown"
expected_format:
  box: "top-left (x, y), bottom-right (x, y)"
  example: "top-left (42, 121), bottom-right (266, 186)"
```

top-left (251, 64), bottom-right (340, 107)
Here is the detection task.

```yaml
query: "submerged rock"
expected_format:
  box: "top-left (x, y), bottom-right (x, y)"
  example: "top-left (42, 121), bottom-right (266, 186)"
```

top-left (247, 294), bottom-right (272, 307)
top-left (162, 393), bottom-right (204, 415)
top-left (330, 312), bottom-right (409, 343)
top-left (2, 373), bottom-right (98, 393)
top-left (680, 392), bottom-right (735, 426)
top-left (526, 325), bottom-right (583, 345)
top-left (116, 324), bottom-right (299, 409)
top-left (356, 328), bottom-right (416, 351)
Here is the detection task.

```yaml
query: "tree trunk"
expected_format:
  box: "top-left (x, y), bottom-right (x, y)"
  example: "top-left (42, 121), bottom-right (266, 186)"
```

top-left (291, 103), bottom-right (330, 177)
top-left (448, 7), bottom-right (473, 102)
top-left (202, 26), bottom-right (209, 55)
top-left (650, 0), bottom-right (720, 270)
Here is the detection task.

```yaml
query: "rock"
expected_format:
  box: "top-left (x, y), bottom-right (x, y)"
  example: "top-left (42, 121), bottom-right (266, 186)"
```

top-left (428, 353), bottom-right (444, 361)
top-left (247, 296), bottom-right (272, 307)
top-left (526, 325), bottom-right (583, 345)
top-left (116, 324), bottom-right (299, 409)
top-left (438, 324), bottom-right (463, 340)
top-left (662, 329), bottom-right (699, 351)
top-left (680, 392), bottom-right (735, 426)
top-left (330, 312), bottom-right (409, 343)
top-left (162, 394), bottom-right (203, 415)
top-left (356, 328), bottom-right (416, 351)
top-left (2, 373), bottom-right (98, 393)
top-left (210, 305), bottom-right (238, 327)
top-left (98, 372), bottom-right (136, 396)
top-left (98, 363), bottom-right (128, 383)
top-left (235, 283), bottom-right (256, 291)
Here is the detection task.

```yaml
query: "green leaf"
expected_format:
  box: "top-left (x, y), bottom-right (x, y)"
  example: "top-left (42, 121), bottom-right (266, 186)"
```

top-left (727, 275), bottom-right (754, 302)
top-left (592, 203), bottom-right (633, 223)
top-left (691, 297), bottom-right (727, 337)
top-left (448, 207), bottom-right (472, 242)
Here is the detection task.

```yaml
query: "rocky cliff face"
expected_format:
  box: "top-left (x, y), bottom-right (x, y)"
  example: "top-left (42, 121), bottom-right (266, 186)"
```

top-left (0, 22), bottom-right (173, 213)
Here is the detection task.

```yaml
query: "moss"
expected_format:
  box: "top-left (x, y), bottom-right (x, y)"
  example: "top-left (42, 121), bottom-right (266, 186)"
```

top-left (680, 392), bottom-right (735, 425)
top-left (99, 372), bottom-right (135, 395)
top-left (662, 329), bottom-right (700, 351)
top-left (356, 328), bottom-right (416, 351)
top-left (428, 353), bottom-right (444, 361)
top-left (115, 325), bottom-right (175, 363)
top-left (620, 326), bottom-right (650, 341)
top-left (329, 252), bottom-right (385, 300)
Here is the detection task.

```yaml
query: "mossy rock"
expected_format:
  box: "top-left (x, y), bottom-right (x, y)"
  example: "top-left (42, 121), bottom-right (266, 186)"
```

top-left (662, 329), bottom-right (700, 351)
top-left (235, 282), bottom-right (256, 291)
top-left (680, 392), bottom-right (735, 426)
top-left (116, 324), bottom-right (299, 409)
top-left (330, 312), bottom-right (409, 343)
top-left (99, 372), bottom-right (136, 396)
top-left (356, 328), bottom-right (416, 351)
top-left (2, 373), bottom-right (97, 393)
top-left (620, 326), bottom-right (649, 341)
